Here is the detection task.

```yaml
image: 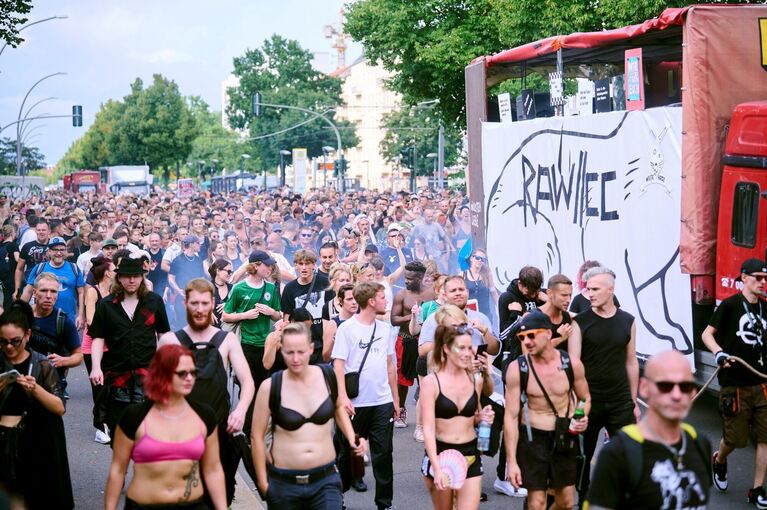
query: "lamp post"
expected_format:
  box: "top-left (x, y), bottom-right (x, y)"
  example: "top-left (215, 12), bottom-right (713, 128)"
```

top-left (240, 154), bottom-right (250, 174)
top-left (426, 153), bottom-right (438, 188)
top-left (0, 15), bottom-right (68, 58)
top-left (322, 146), bottom-right (334, 189)
top-left (279, 150), bottom-right (291, 188)
top-left (16, 72), bottom-right (66, 175)
top-left (417, 99), bottom-right (445, 189)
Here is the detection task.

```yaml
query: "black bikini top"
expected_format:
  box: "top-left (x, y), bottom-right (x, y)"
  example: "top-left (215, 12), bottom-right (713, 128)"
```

top-left (434, 373), bottom-right (478, 420)
top-left (271, 367), bottom-right (336, 431)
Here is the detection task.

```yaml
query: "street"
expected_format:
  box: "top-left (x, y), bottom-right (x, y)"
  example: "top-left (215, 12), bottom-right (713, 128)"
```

top-left (62, 364), bottom-right (757, 509)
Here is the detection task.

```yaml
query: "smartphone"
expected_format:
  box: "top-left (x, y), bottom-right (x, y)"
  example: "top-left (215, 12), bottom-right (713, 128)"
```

top-left (0, 369), bottom-right (21, 384)
top-left (475, 344), bottom-right (488, 359)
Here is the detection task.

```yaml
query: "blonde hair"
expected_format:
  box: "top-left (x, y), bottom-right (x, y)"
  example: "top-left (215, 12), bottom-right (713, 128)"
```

top-left (434, 304), bottom-right (468, 326)
top-left (329, 263), bottom-right (352, 285)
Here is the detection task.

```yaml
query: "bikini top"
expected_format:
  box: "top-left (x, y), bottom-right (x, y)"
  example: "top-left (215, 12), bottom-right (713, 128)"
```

top-left (434, 373), bottom-right (478, 420)
top-left (270, 366), bottom-right (336, 431)
top-left (132, 414), bottom-right (206, 464)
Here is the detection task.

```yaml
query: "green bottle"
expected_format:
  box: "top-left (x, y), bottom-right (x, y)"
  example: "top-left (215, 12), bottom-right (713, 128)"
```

top-left (569, 399), bottom-right (587, 435)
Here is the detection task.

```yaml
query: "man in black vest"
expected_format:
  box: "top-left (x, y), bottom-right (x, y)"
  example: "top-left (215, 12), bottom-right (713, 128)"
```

top-left (159, 278), bottom-right (255, 507)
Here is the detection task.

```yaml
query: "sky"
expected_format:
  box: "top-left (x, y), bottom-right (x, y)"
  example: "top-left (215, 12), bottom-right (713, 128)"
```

top-left (0, 0), bottom-right (361, 167)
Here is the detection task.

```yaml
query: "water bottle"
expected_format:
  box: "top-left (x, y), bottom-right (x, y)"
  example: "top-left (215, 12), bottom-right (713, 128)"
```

top-left (477, 419), bottom-right (492, 452)
top-left (568, 399), bottom-right (587, 435)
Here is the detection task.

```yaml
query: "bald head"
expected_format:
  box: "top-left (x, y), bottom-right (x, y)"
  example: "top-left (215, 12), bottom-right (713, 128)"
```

top-left (645, 350), bottom-right (692, 381)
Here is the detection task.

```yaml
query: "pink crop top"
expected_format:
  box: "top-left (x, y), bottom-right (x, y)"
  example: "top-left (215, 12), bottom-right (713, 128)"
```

top-left (132, 416), bottom-right (205, 464)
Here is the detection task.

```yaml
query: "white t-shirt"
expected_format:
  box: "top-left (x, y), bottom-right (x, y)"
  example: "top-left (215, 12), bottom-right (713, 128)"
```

top-left (162, 243), bottom-right (182, 263)
top-left (76, 249), bottom-right (101, 275)
top-left (332, 316), bottom-right (394, 408)
top-left (418, 308), bottom-right (493, 347)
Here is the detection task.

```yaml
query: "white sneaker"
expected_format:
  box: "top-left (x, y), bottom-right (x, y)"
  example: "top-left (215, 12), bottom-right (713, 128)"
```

top-left (494, 478), bottom-right (528, 498)
top-left (94, 425), bottom-right (111, 445)
top-left (413, 425), bottom-right (424, 443)
top-left (393, 408), bottom-right (408, 428)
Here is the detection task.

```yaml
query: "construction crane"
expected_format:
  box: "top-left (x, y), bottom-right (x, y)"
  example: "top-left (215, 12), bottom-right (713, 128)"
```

top-left (324, 8), bottom-right (348, 70)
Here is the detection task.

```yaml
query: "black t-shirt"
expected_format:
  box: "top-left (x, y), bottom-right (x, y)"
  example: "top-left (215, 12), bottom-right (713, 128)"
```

top-left (281, 273), bottom-right (332, 357)
top-left (118, 399), bottom-right (217, 439)
top-left (574, 308), bottom-right (635, 404)
top-left (587, 428), bottom-right (710, 510)
top-left (0, 240), bottom-right (18, 282)
top-left (570, 293), bottom-right (620, 314)
top-left (549, 310), bottom-right (572, 352)
top-left (89, 292), bottom-right (171, 373)
top-left (146, 248), bottom-right (168, 293)
top-left (709, 293), bottom-right (767, 387)
top-left (19, 240), bottom-right (48, 279)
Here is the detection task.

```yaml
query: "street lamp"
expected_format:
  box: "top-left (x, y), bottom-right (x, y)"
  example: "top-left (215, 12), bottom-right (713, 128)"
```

top-left (240, 154), bottom-right (250, 174)
top-left (0, 15), bottom-right (68, 58)
top-left (279, 150), bottom-right (291, 188)
top-left (16, 72), bottom-right (66, 175)
top-left (417, 99), bottom-right (445, 189)
top-left (426, 153), bottom-right (438, 185)
top-left (322, 146), bottom-right (335, 188)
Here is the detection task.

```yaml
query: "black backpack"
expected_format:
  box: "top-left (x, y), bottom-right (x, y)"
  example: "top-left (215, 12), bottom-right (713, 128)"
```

top-left (268, 364), bottom-right (337, 423)
top-left (29, 309), bottom-right (68, 355)
top-left (176, 329), bottom-right (230, 424)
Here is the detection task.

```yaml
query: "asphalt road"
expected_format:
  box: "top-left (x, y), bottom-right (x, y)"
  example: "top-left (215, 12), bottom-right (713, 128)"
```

top-left (62, 365), bottom-right (757, 510)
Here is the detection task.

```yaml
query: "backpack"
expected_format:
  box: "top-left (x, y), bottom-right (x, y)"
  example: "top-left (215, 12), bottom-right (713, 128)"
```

top-left (176, 329), bottom-right (230, 424)
top-left (31, 260), bottom-right (81, 285)
top-left (29, 308), bottom-right (68, 355)
top-left (517, 349), bottom-right (575, 395)
top-left (616, 423), bottom-right (711, 500)
top-left (268, 364), bottom-right (337, 427)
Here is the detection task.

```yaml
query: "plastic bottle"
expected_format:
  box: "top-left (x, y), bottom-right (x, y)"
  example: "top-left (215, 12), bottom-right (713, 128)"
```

top-left (477, 419), bottom-right (492, 452)
top-left (351, 434), bottom-right (365, 478)
top-left (569, 399), bottom-right (587, 435)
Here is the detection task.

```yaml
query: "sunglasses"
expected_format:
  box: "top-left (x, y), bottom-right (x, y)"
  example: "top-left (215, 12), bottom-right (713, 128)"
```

top-left (646, 378), bottom-right (697, 394)
top-left (220, 268), bottom-right (233, 274)
top-left (749, 275), bottom-right (767, 282)
top-left (0, 337), bottom-right (23, 348)
top-left (473, 255), bottom-right (487, 262)
top-left (175, 369), bottom-right (198, 379)
top-left (300, 233), bottom-right (313, 238)
top-left (516, 329), bottom-right (546, 341)
top-left (454, 323), bottom-right (475, 335)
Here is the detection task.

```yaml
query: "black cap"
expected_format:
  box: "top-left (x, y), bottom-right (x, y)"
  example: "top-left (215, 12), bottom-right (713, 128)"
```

top-left (115, 256), bottom-right (145, 276)
top-left (248, 250), bottom-right (276, 266)
top-left (364, 244), bottom-right (379, 254)
top-left (518, 310), bottom-right (553, 332)
top-left (742, 258), bottom-right (767, 275)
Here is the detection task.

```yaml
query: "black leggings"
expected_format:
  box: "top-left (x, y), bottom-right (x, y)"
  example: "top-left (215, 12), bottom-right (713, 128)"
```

top-left (83, 354), bottom-right (109, 430)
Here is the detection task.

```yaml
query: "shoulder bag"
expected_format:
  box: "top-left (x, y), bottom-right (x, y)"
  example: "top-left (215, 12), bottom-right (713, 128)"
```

top-left (344, 322), bottom-right (377, 399)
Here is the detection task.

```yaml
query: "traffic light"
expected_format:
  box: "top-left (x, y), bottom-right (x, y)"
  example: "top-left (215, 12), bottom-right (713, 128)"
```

top-left (335, 157), bottom-right (347, 178)
top-left (72, 105), bottom-right (82, 127)
top-left (252, 93), bottom-right (261, 117)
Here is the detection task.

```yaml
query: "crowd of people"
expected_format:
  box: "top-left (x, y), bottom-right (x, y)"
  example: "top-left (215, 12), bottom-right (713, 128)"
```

top-left (0, 185), bottom-right (765, 510)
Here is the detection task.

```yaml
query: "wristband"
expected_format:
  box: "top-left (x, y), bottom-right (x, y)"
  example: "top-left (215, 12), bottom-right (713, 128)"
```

top-left (715, 351), bottom-right (729, 366)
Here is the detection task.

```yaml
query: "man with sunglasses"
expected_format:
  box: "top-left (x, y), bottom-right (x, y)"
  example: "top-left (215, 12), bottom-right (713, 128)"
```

top-left (703, 257), bottom-right (767, 507)
top-left (586, 350), bottom-right (710, 510)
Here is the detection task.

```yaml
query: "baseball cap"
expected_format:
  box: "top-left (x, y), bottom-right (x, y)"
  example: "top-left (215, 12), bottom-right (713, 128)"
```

top-left (387, 223), bottom-right (402, 233)
top-left (182, 235), bottom-right (200, 246)
top-left (48, 237), bottom-right (66, 248)
top-left (102, 238), bottom-right (118, 248)
top-left (365, 244), bottom-right (379, 254)
top-left (249, 250), bottom-right (276, 266)
top-left (518, 310), bottom-right (553, 332)
top-left (271, 223), bottom-right (283, 233)
top-left (741, 258), bottom-right (767, 275)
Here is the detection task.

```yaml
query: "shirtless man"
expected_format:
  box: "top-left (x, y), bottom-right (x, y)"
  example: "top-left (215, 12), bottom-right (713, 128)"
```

top-left (504, 310), bottom-right (591, 510)
top-left (158, 278), bottom-right (255, 507)
top-left (391, 261), bottom-right (435, 427)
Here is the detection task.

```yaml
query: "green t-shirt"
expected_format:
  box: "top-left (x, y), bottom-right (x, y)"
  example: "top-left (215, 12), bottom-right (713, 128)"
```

top-left (223, 279), bottom-right (281, 347)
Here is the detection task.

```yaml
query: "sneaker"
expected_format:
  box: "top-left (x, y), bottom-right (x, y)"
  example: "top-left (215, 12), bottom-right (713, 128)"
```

top-left (394, 408), bottom-right (407, 428)
top-left (94, 425), bottom-right (111, 445)
top-left (413, 424), bottom-right (424, 443)
top-left (748, 486), bottom-right (767, 509)
top-left (351, 478), bottom-right (367, 492)
top-left (493, 478), bottom-right (528, 498)
top-left (712, 451), bottom-right (728, 492)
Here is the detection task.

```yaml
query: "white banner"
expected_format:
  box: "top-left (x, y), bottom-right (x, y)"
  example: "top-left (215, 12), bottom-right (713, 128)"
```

top-left (482, 107), bottom-right (693, 360)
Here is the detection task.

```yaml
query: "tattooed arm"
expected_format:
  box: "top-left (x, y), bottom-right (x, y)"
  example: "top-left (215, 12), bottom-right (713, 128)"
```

top-left (200, 426), bottom-right (227, 510)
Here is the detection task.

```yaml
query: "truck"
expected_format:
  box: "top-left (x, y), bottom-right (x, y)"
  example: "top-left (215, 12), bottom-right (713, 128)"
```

top-left (63, 170), bottom-right (100, 194)
top-left (98, 165), bottom-right (153, 195)
top-left (464, 5), bottom-right (767, 385)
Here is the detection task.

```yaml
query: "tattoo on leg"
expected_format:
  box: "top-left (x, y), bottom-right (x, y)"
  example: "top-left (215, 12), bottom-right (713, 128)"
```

top-left (180, 461), bottom-right (200, 502)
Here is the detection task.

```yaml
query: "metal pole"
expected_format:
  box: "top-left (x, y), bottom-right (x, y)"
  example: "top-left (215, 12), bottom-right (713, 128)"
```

top-left (279, 153), bottom-right (285, 187)
top-left (0, 15), bottom-right (68, 58)
top-left (437, 122), bottom-right (445, 189)
top-left (15, 72), bottom-right (66, 175)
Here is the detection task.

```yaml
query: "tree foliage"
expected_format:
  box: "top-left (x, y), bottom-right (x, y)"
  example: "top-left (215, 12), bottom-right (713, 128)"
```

top-left (0, 137), bottom-right (45, 175)
top-left (226, 34), bottom-right (358, 170)
top-left (0, 0), bottom-right (32, 48)
top-left (379, 106), bottom-right (462, 177)
top-left (345, 0), bottom-right (750, 125)
top-left (57, 75), bottom-right (198, 179)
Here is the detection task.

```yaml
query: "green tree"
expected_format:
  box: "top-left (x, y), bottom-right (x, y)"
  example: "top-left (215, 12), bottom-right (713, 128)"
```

top-left (226, 34), bottom-right (358, 171)
top-left (379, 106), bottom-right (462, 177)
top-left (0, 0), bottom-right (32, 48)
top-left (0, 137), bottom-right (45, 175)
top-left (345, 0), bottom-right (749, 125)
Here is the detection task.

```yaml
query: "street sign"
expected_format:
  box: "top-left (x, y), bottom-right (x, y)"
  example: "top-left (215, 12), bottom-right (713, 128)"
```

top-left (549, 71), bottom-right (564, 106)
top-left (498, 93), bottom-right (513, 123)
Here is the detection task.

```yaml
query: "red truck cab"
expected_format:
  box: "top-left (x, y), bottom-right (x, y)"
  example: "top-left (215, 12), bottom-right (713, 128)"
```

top-left (716, 101), bottom-right (767, 301)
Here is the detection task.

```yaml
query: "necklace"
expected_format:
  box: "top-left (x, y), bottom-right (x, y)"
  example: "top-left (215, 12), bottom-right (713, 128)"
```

top-left (183, 252), bottom-right (196, 262)
top-left (156, 403), bottom-right (189, 420)
top-left (645, 420), bottom-right (687, 470)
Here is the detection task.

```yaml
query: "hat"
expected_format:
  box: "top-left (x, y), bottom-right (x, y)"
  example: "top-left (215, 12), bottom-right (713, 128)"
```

top-left (387, 223), bottom-right (401, 233)
top-left (364, 244), bottom-right (379, 254)
top-left (741, 258), bottom-right (767, 275)
top-left (47, 237), bottom-right (66, 248)
top-left (102, 238), bottom-right (118, 248)
top-left (248, 250), bottom-right (276, 266)
top-left (115, 256), bottom-right (145, 276)
top-left (271, 223), bottom-right (283, 233)
top-left (518, 310), bottom-right (553, 332)
top-left (182, 234), bottom-right (200, 246)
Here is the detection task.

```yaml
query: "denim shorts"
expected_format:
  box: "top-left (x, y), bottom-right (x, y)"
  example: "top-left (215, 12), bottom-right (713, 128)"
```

top-left (266, 462), bottom-right (343, 510)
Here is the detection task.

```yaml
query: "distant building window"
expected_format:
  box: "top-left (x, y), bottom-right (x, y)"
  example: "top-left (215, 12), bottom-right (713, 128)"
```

top-left (731, 181), bottom-right (759, 248)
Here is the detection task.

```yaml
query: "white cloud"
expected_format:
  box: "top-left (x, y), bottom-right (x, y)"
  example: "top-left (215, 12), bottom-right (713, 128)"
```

top-left (128, 48), bottom-right (193, 65)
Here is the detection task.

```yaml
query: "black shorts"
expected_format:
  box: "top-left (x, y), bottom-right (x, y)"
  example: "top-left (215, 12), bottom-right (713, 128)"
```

top-left (517, 426), bottom-right (577, 491)
top-left (416, 356), bottom-right (428, 378)
top-left (421, 438), bottom-right (483, 480)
